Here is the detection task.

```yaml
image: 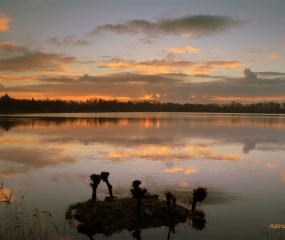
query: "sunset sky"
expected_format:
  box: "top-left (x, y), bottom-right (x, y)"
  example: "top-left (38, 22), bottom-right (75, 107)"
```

top-left (0, 0), bottom-right (285, 103)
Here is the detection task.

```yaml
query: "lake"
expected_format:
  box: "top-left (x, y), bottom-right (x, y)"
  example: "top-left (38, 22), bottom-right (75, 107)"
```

top-left (1, 112), bottom-right (285, 240)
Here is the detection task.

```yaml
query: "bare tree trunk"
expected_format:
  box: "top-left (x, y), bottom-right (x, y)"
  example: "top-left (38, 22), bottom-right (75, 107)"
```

top-left (105, 180), bottom-right (114, 199)
top-left (137, 197), bottom-right (141, 218)
top-left (91, 185), bottom-right (98, 203)
top-left (90, 174), bottom-right (101, 203)
top-left (191, 200), bottom-right (197, 212)
top-left (167, 226), bottom-right (175, 240)
top-left (132, 227), bottom-right (141, 240)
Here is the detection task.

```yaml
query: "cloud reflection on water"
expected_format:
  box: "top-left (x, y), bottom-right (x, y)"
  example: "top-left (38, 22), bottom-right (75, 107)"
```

top-left (0, 144), bottom-right (75, 177)
top-left (0, 114), bottom-right (285, 178)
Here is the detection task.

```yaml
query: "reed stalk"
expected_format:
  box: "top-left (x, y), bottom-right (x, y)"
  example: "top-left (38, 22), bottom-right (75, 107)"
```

top-left (0, 182), bottom-right (65, 240)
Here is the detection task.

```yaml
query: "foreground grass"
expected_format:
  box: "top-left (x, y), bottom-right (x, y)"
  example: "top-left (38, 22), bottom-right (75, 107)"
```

top-left (0, 182), bottom-right (67, 240)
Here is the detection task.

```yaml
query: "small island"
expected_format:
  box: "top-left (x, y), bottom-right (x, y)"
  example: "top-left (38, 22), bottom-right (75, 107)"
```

top-left (65, 172), bottom-right (207, 239)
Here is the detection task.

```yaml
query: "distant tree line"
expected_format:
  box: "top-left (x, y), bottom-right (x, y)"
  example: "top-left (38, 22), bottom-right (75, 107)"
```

top-left (1, 94), bottom-right (285, 114)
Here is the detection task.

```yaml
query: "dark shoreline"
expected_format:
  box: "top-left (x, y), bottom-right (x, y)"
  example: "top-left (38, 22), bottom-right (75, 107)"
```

top-left (1, 94), bottom-right (285, 114)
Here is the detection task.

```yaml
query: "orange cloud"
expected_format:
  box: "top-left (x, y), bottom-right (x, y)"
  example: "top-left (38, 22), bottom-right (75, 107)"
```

top-left (186, 146), bottom-right (243, 161)
top-left (164, 47), bottom-right (185, 54)
top-left (0, 141), bottom-right (76, 177)
top-left (104, 145), bottom-right (194, 162)
top-left (164, 166), bottom-right (184, 173)
top-left (186, 65), bottom-right (216, 74)
top-left (164, 166), bottom-right (198, 175)
top-left (0, 75), bottom-right (41, 82)
top-left (266, 163), bottom-right (278, 168)
top-left (134, 69), bottom-right (174, 75)
top-left (164, 45), bottom-right (200, 54)
top-left (0, 13), bottom-right (12, 31)
top-left (207, 61), bottom-right (245, 67)
top-left (106, 151), bottom-right (126, 159)
top-left (269, 54), bottom-right (281, 59)
top-left (185, 46), bottom-right (200, 54)
top-left (100, 58), bottom-right (129, 69)
top-left (185, 60), bottom-right (245, 74)
top-left (102, 144), bottom-right (242, 165)
top-left (0, 42), bottom-right (23, 51)
top-left (184, 167), bottom-right (199, 175)
top-left (179, 182), bottom-right (190, 187)
top-left (74, 67), bottom-right (90, 72)
top-left (139, 93), bottom-right (161, 102)
top-left (99, 58), bottom-right (195, 70)
top-left (181, 33), bottom-right (192, 38)
top-left (99, 58), bottom-right (245, 76)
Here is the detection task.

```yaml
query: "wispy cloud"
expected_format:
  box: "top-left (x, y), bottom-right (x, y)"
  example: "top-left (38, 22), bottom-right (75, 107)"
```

top-left (0, 42), bottom-right (76, 73)
top-left (99, 57), bottom-right (245, 74)
top-left (240, 48), bottom-right (263, 54)
top-left (206, 61), bottom-right (245, 68)
top-left (89, 15), bottom-right (245, 38)
top-left (0, 13), bottom-right (12, 31)
top-left (164, 47), bottom-right (185, 54)
top-left (48, 35), bottom-right (91, 47)
top-left (211, 49), bottom-right (227, 54)
top-left (269, 54), bottom-right (281, 59)
top-left (186, 146), bottom-right (243, 161)
top-left (0, 42), bottom-right (27, 55)
top-left (184, 167), bottom-right (199, 175)
top-left (185, 46), bottom-right (200, 54)
top-left (164, 45), bottom-right (200, 54)
top-left (164, 166), bottom-right (184, 173)
top-left (99, 58), bottom-right (195, 70)
top-left (164, 166), bottom-right (199, 175)
top-left (256, 71), bottom-right (285, 77)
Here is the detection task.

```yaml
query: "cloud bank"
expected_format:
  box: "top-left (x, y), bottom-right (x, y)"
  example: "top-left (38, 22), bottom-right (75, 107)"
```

top-left (0, 42), bottom-right (76, 73)
top-left (2, 69), bottom-right (285, 103)
top-left (89, 15), bottom-right (245, 38)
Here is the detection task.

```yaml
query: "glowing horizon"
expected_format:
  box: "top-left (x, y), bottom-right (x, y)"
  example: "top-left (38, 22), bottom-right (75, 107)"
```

top-left (0, 1), bottom-right (285, 103)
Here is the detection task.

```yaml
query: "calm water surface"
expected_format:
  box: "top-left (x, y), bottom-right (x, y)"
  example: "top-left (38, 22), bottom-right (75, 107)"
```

top-left (1, 113), bottom-right (285, 239)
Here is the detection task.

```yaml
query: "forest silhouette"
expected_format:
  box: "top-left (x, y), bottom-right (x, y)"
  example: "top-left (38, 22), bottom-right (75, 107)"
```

top-left (1, 94), bottom-right (285, 114)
